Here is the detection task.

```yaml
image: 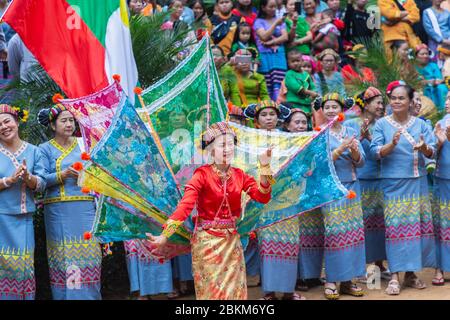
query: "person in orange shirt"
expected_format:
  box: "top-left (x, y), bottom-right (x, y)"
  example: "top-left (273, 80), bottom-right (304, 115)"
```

top-left (142, 0), bottom-right (163, 16)
top-left (378, 0), bottom-right (422, 58)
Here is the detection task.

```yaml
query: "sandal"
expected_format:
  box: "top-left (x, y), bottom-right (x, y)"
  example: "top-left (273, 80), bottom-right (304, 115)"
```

top-left (432, 277), bottom-right (445, 286)
top-left (282, 292), bottom-right (306, 300)
top-left (404, 276), bottom-right (427, 290)
top-left (385, 279), bottom-right (401, 295)
top-left (324, 284), bottom-right (339, 300)
top-left (340, 282), bottom-right (365, 297)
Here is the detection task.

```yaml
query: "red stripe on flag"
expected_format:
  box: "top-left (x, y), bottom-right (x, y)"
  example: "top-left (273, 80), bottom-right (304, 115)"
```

top-left (3, 0), bottom-right (109, 98)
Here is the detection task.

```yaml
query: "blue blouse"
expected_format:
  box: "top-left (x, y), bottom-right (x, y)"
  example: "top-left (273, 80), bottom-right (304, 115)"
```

top-left (370, 116), bottom-right (436, 179)
top-left (39, 139), bottom-right (94, 204)
top-left (329, 125), bottom-right (366, 183)
top-left (345, 118), bottom-right (381, 179)
top-left (0, 142), bottom-right (46, 215)
top-left (436, 114), bottom-right (450, 179)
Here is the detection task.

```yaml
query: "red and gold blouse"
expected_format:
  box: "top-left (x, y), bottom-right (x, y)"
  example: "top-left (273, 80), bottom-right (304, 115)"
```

top-left (162, 164), bottom-right (272, 238)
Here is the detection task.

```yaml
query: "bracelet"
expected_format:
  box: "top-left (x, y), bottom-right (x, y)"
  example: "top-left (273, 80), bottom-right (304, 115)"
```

top-left (2, 177), bottom-right (10, 188)
top-left (161, 219), bottom-right (183, 239)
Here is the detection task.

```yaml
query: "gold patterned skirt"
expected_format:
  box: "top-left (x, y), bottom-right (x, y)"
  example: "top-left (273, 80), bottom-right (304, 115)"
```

top-left (191, 227), bottom-right (247, 300)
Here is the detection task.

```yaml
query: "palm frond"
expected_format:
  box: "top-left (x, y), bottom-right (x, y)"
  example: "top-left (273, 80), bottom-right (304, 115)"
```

top-left (344, 34), bottom-right (423, 98)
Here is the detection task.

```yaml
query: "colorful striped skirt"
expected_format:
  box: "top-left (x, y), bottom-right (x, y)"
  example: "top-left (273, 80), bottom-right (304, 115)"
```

top-left (191, 228), bottom-right (247, 300)
top-left (381, 177), bottom-right (436, 273)
top-left (44, 201), bottom-right (102, 300)
top-left (359, 179), bottom-right (386, 263)
top-left (124, 240), bottom-right (173, 296)
top-left (322, 180), bottom-right (366, 283)
top-left (258, 218), bottom-right (300, 293)
top-left (258, 50), bottom-right (287, 101)
top-left (0, 213), bottom-right (35, 300)
top-left (298, 209), bottom-right (324, 280)
top-left (434, 177), bottom-right (450, 272)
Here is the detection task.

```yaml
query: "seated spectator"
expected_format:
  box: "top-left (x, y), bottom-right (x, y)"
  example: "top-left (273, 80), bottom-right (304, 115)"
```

top-left (286, 0), bottom-right (313, 55)
top-left (341, 44), bottom-right (376, 85)
top-left (229, 49), bottom-right (270, 107)
top-left (423, 0), bottom-right (450, 56)
top-left (276, 0), bottom-right (287, 18)
top-left (437, 44), bottom-right (450, 77)
top-left (415, 43), bottom-right (448, 110)
top-left (379, 0), bottom-right (422, 58)
top-left (314, 48), bottom-right (346, 96)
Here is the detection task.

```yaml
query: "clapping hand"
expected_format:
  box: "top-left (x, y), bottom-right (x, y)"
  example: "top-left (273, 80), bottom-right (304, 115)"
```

top-left (413, 134), bottom-right (428, 153)
top-left (392, 129), bottom-right (402, 146)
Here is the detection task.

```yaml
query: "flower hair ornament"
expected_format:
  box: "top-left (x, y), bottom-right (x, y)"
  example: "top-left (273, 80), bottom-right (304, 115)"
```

top-left (415, 43), bottom-right (435, 59)
top-left (0, 104), bottom-right (29, 123)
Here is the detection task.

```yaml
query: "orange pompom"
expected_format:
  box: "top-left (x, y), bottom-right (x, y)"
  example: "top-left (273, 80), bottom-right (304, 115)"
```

top-left (72, 162), bottom-right (83, 171)
top-left (52, 93), bottom-right (64, 104)
top-left (83, 231), bottom-right (92, 240)
top-left (134, 87), bottom-right (143, 95)
top-left (81, 187), bottom-right (91, 194)
top-left (227, 101), bottom-right (234, 112)
top-left (347, 190), bottom-right (357, 199)
top-left (81, 152), bottom-right (91, 161)
top-left (337, 112), bottom-right (345, 122)
top-left (313, 126), bottom-right (322, 132)
top-left (249, 232), bottom-right (257, 240)
top-left (112, 74), bottom-right (121, 82)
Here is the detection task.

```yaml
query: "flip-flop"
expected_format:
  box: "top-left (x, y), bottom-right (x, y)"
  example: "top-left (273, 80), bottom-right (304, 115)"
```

top-left (340, 282), bottom-right (365, 297)
top-left (432, 277), bottom-right (445, 286)
top-left (324, 285), bottom-right (339, 300)
top-left (404, 276), bottom-right (427, 290)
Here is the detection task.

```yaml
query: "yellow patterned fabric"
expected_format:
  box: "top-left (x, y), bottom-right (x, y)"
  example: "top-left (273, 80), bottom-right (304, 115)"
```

top-left (191, 229), bottom-right (247, 300)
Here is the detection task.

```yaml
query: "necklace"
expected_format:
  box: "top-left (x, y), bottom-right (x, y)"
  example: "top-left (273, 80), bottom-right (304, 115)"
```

top-left (212, 164), bottom-right (232, 181)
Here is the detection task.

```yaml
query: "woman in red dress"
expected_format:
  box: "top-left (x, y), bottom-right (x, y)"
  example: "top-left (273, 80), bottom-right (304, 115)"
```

top-left (148, 122), bottom-right (273, 300)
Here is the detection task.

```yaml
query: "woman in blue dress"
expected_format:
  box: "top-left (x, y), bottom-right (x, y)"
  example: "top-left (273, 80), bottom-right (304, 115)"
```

top-left (0, 104), bottom-right (46, 300)
top-left (370, 80), bottom-right (437, 295)
top-left (38, 104), bottom-right (102, 300)
top-left (318, 93), bottom-right (366, 300)
top-left (433, 92), bottom-right (450, 286)
top-left (243, 100), bottom-right (302, 300)
top-left (345, 87), bottom-right (389, 275)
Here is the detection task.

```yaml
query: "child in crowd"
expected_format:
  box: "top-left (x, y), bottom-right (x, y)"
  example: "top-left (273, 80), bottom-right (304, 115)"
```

top-left (231, 22), bottom-right (259, 66)
top-left (211, 0), bottom-right (243, 57)
top-left (284, 50), bottom-right (318, 118)
top-left (312, 9), bottom-right (341, 54)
